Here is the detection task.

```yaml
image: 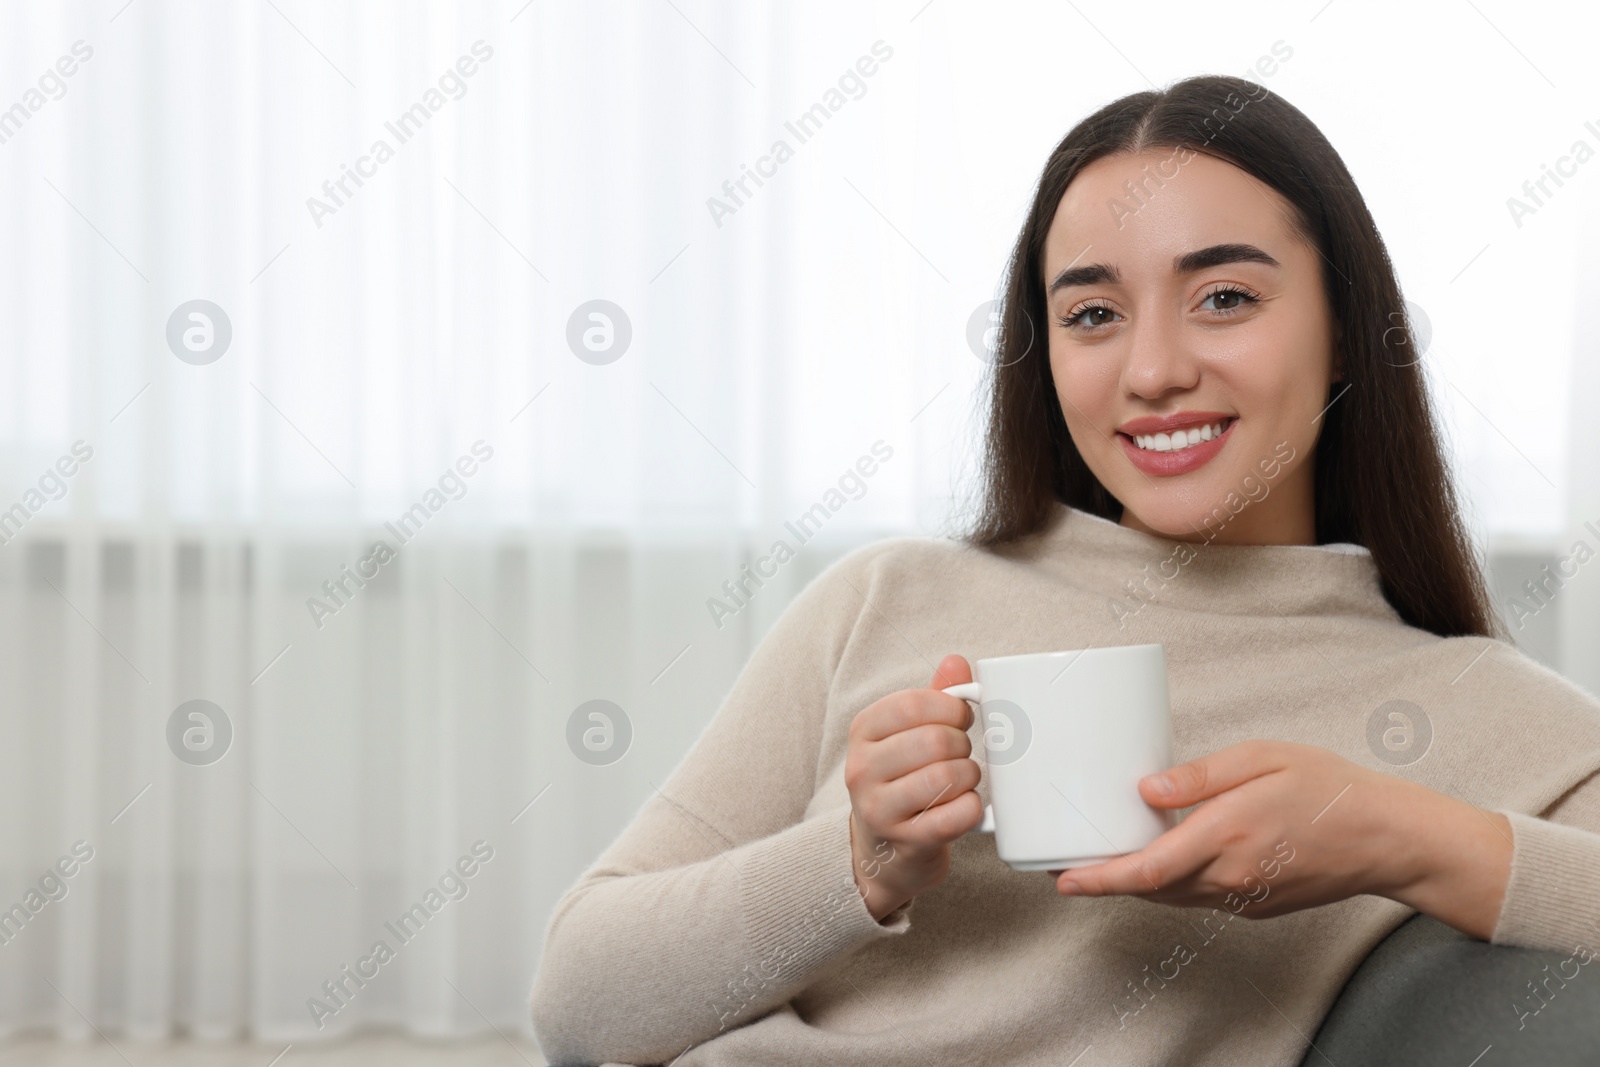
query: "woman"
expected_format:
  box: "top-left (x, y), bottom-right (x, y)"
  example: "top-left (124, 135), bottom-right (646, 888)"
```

top-left (529, 75), bottom-right (1600, 1066)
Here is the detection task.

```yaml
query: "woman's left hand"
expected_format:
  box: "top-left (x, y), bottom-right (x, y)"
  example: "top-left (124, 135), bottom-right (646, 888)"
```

top-left (1050, 740), bottom-right (1512, 934)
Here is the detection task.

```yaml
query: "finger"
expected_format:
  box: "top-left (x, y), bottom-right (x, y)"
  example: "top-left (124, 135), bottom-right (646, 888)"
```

top-left (929, 653), bottom-right (971, 692)
top-left (855, 688), bottom-right (973, 743)
top-left (930, 654), bottom-right (975, 731)
top-left (1057, 817), bottom-right (1219, 898)
top-left (885, 777), bottom-right (984, 840)
top-left (1139, 739), bottom-right (1287, 809)
top-left (868, 722), bottom-right (973, 784)
top-left (880, 754), bottom-right (980, 824)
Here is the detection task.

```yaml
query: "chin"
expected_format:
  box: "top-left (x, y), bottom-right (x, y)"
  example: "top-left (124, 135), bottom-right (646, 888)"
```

top-left (1113, 479), bottom-right (1236, 540)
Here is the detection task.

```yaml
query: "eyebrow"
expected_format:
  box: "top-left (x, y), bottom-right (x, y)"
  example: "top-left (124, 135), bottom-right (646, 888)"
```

top-left (1046, 243), bottom-right (1281, 296)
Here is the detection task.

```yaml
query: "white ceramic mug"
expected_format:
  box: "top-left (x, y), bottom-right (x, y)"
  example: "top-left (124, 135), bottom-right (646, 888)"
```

top-left (942, 644), bottom-right (1176, 871)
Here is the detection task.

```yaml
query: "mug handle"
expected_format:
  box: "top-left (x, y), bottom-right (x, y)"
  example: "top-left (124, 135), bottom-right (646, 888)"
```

top-left (941, 683), bottom-right (996, 834)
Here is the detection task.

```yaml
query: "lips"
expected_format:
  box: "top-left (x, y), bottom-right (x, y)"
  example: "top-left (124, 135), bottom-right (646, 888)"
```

top-left (1117, 410), bottom-right (1236, 436)
top-left (1116, 415), bottom-right (1236, 477)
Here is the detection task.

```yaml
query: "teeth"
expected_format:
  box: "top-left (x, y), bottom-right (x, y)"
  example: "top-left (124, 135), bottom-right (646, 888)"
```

top-left (1132, 420), bottom-right (1229, 452)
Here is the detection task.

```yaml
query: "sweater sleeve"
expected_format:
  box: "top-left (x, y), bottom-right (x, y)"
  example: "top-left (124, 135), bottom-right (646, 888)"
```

top-left (528, 543), bottom-right (917, 1067)
top-left (1489, 768), bottom-right (1600, 952)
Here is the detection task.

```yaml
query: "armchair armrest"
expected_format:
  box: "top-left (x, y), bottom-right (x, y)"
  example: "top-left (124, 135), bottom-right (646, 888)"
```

top-left (1303, 913), bottom-right (1600, 1066)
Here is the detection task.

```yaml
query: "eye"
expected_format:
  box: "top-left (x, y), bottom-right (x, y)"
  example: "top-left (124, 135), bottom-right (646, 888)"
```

top-left (1057, 299), bottom-right (1120, 331)
top-left (1198, 285), bottom-right (1260, 315)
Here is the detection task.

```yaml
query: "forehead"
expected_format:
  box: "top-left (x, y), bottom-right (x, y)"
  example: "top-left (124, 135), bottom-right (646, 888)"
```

top-left (1043, 149), bottom-right (1296, 278)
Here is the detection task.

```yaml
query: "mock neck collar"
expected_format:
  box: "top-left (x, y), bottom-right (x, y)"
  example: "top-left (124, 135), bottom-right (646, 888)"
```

top-left (1021, 502), bottom-right (1402, 625)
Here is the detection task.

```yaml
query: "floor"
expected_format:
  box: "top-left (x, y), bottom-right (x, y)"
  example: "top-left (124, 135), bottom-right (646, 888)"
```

top-left (0, 1034), bottom-right (550, 1066)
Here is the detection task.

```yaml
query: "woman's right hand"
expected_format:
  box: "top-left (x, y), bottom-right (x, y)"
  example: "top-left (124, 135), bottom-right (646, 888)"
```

top-left (844, 654), bottom-right (986, 921)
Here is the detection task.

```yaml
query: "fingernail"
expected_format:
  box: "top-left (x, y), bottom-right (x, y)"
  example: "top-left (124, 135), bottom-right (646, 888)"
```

top-left (1059, 880), bottom-right (1081, 895)
top-left (1146, 774), bottom-right (1173, 797)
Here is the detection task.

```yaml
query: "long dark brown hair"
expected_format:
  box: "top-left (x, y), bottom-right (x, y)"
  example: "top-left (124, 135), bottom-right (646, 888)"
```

top-left (964, 74), bottom-right (1501, 640)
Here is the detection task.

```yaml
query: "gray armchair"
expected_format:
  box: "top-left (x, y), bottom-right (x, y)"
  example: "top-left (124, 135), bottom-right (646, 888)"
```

top-left (1303, 913), bottom-right (1600, 1065)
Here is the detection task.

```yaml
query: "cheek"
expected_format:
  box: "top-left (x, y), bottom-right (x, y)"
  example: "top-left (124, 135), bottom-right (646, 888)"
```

top-left (1224, 326), bottom-right (1330, 426)
top-left (1229, 368), bottom-right (1324, 478)
top-left (1050, 351), bottom-right (1119, 421)
top-left (1259, 303), bottom-right (1335, 404)
top-left (1279, 361), bottom-right (1335, 432)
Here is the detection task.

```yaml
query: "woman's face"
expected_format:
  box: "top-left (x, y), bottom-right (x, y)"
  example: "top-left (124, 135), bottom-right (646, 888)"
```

top-left (1041, 148), bottom-right (1338, 545)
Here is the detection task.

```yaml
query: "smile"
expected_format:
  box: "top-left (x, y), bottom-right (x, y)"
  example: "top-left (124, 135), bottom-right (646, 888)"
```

top-left (1130, 418), bottom-right (1233, 453)
top-left (1116, 417), bottom-right (1237, 476)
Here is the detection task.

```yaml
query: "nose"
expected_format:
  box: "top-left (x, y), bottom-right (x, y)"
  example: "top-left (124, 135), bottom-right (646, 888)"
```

top-left (1120, 309), bottom-right (1200, 400)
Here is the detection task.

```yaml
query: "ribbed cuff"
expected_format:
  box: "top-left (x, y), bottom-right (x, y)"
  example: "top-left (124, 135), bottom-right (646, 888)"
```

top-left (1490, 810), bottom-right (1600, 953)
top-left (735, 803), bottom-right (913, 986)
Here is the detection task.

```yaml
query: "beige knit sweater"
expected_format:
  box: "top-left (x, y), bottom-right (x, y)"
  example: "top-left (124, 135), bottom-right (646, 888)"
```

top-left (528, 502), bottom-right (1600, 1066)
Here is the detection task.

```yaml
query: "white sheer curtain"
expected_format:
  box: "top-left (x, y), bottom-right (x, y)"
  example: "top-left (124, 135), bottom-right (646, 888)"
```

top-left (0, 0), bottom-right (1596, 1049)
